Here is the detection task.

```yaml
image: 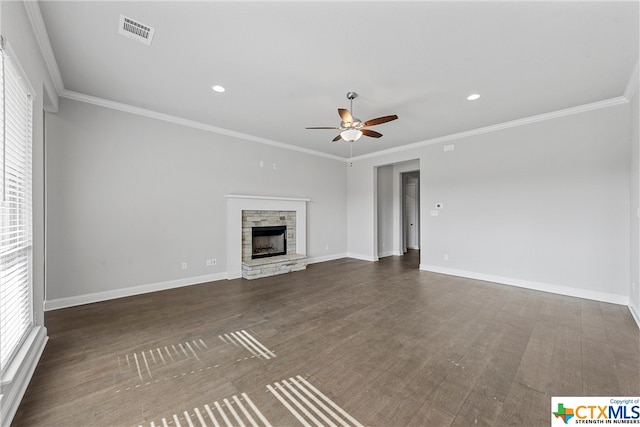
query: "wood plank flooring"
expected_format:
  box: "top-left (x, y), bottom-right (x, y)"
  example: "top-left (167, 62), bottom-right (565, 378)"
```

top-left (12, 251), bottom-right (640, 426)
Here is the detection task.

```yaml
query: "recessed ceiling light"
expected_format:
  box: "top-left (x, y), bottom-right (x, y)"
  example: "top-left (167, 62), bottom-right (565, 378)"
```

top-left (467, 94), bottom-right (480, 101)
top-left (212, 85), bottom-right (226, 93)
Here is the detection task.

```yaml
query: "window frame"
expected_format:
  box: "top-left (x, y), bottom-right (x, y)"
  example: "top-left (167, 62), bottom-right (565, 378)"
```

top-left (0, 36), bottom-right (36, 376)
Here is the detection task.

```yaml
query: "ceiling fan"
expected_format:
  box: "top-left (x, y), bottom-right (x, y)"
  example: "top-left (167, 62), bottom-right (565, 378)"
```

top-left (306, 92), bottom-right (398, 142)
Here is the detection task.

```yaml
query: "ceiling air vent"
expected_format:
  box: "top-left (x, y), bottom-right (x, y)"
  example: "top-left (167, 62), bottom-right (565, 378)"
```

top-left (118, 14), bottom-right (155, 45)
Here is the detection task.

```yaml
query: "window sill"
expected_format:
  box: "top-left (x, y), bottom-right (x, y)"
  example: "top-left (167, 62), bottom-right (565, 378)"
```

top-left (0, 326), bottom-right (48, 426)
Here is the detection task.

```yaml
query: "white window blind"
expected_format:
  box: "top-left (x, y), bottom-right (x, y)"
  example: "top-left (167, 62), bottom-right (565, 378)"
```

top-left (0, 42), bottom-right (34, 372)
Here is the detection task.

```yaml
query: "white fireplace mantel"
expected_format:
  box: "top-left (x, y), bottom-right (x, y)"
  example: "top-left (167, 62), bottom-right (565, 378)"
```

top-left (226, 195), bottom-right (309, 279)
top-left (225, 194), bottom-right (311, 202)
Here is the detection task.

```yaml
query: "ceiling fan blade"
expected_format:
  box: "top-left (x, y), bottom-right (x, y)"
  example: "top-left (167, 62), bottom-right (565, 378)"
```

top-left (363, 114), bottom-right (398, 127)
top-left (332, 134), bottom-right (342, 142)
top-left (362, 129), bottom-right (383, 138)
top-left (338, 108), bottom-right (354, 124)
top-left (305, 126), bottom-right (340, 129)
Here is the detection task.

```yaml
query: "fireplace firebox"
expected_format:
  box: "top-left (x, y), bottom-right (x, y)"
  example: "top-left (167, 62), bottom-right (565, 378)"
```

top-left (252, 225), bottom-right (287, 259)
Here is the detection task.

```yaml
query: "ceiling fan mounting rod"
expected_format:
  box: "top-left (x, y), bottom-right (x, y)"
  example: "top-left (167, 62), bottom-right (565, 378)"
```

top-left (346, 91), bottom-right (359, 126)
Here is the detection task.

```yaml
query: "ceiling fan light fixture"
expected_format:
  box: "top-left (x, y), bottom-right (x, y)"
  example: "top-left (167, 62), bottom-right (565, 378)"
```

top-left (341, 129), bottom-right (363, 142)
top-left (306, 91), bottom-right (397, 143)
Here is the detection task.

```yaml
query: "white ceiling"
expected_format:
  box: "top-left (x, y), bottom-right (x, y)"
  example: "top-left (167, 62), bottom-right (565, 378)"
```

top-left (38, 1), bottom-right (639, 159)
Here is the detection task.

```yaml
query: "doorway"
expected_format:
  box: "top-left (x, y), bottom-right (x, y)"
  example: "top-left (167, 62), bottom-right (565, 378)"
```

top-left (374, 161), bottom-right (420, 267)
top-left (402, 171), bottom-right (420, 253)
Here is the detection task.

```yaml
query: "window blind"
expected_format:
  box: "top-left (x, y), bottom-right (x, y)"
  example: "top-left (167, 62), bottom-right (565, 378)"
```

top-left (0, 43), bottom-right (34, 372)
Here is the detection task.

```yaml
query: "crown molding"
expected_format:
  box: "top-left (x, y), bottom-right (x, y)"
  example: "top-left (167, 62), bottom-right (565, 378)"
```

top-left (61, 89), bottom-right (629, 165)
top-left (624, 58), bottom-right (639, 100)
top-left (351, 96), bottom-right (629, 162)
top-left (23, 1), bottom-right (64, 95)
top-left (60, 89), bottom-right (346, 162)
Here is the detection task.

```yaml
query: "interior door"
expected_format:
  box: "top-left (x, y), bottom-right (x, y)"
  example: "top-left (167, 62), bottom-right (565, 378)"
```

top-left (405, 182), bottom-right (418, 249)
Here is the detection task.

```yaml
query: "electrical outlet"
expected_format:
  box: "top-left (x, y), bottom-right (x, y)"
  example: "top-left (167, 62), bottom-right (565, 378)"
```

top-left (325, 244), bottom-right (329, 251)
top-left (273, 163), bottom-right (278, 170)
top-left (259, 160), bottom-right (264, 168)
top-left (212, 258), bottom-right (217, 266)
top-left (206, 259), bottom-right (212, 266)
top-left (181, 261), bottom-right (187, 270)
top-left (443, 254), bottom-right (449, 261)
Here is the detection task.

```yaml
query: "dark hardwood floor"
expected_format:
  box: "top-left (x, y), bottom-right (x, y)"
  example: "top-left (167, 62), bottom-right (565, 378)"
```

top-left (12, 251), bottom-right (640, 426)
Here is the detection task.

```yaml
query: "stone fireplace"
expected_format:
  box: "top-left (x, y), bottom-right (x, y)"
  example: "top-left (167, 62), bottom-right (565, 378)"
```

top-left (226, 195), bottom-right (309, 280)
top-left (241, 210), bottom-right (296, 261)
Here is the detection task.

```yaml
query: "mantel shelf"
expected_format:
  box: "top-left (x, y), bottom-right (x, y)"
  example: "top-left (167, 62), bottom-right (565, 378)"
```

top-left (225, 194), bottom-right (311, 202)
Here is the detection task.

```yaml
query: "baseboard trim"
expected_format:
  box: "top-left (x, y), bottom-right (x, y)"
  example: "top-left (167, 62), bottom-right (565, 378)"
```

top-left (347, 253), bottom-right (378, 262)
top-left (226, 271), bottom-right (242, 280)
top-left (44, 273), bottom-right (228, 311)
top-left (420, 265), bottom-right (629, 306)
top-left (377, 251), bottom-right (395, 258)
top-left (306, 253), bottom-right (348, 264)
top-left (0, 327), bottom-right (48, 427)
top-left (629, 304), bottom-right (640, 330)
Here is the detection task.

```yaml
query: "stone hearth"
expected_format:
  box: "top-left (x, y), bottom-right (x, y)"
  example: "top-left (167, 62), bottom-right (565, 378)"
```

top-left (242, 254), bottom-right (307, 280)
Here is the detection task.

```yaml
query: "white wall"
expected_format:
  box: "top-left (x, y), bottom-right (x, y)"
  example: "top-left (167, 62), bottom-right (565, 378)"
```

top-left (45, 97), bottom-right (347, 306)
top-left (347, 161), bottom-right (377, 261)
top-left (629, 85), bottom-right (639, 322)
top-left (348, 101), bottom-right (631, 304)
top-left (376, 165), bottom-right (394, 257)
